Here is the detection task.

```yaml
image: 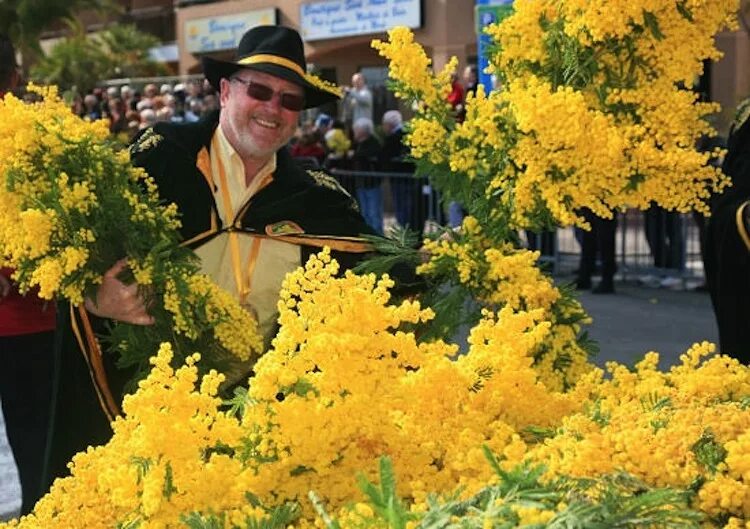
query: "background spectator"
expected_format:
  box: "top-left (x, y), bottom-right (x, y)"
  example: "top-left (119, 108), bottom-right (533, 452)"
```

top-left (350, 117), bottom-right (383, 233)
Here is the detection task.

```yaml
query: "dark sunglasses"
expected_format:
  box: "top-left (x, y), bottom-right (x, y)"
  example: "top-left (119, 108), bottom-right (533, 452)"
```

top-left (231, 78), bottom-right (306, 111)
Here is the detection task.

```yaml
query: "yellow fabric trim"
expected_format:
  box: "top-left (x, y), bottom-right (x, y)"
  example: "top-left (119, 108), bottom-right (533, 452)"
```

top-left (267, 234), bottom-right (373, 253)
top-left (245, 238), bottom-right (263, 296)
top-left (736, 201), bottom-right (750, 251)
top-left (70, 305), bottom-right (119, 421)
top-left (214, 133), bottom-right (246, 304)
top-left (234, 171), bottom-right (274, 222)
top-left (181, 226), bottom-right (218, 248)
top-left (196, 147), bottom-right (214, 190)
top-left (238, 54), bottom-right (306, 77)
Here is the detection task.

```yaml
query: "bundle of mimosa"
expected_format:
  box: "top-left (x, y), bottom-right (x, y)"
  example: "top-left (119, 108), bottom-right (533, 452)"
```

top-left (0, 85), bottom-right (262, 382)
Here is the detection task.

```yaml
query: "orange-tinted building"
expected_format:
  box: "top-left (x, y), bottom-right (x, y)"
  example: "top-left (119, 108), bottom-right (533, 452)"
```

top-left (40, 0), bottom-right (750, 133)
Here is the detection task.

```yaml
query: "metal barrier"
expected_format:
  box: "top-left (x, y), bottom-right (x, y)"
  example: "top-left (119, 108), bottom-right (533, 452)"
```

top-left (531, 210), bottom-right (705, 284)
top-left (328, 168), bottom-right (445, 235)
top-left (323, 166), bottom-right (707, 284)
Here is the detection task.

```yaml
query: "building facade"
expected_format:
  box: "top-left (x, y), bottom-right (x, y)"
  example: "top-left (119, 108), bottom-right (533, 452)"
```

top-left (39, 0), bottom-right (750, 134)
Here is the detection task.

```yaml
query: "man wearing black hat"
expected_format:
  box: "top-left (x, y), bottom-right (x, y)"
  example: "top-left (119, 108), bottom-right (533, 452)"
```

top-left (43, 26), bottom-right (375, 489)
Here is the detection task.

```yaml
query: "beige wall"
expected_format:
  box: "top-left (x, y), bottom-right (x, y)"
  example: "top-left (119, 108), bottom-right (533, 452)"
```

top-left (714, 29), bottom-right (750, 134)
top-left (175, 0), bottom-right (478, 82)
top-left (175, 1), bottom-right (750, 134)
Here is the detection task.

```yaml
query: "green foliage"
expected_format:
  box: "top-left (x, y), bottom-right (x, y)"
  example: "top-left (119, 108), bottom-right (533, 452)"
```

top-left (357, 458), bottom-right (418, 529)
top-left (225, 386), bottom-right (252, 418)
top-left (163, 462), bottom-right (177, 500)
top-left (309, 491), bottom-right (342, 529)
top-left (0, 0), bottom-right (116, 54)
top-left (130, 456), bottom-right (152, 483)
top-left (642, 11), bottom-right (665, 41)
top-left (353, 228), bottom-right (423, 278)
top-left (117, 519), bottom-right (142, 529)
top-left (586, 399), bottom-right (611, 427)
top-left (31, 23), bottom-right (167, 93)
top-left (182, 499), bottom-right (300, 529)
top-left (321, 454), bottom-right (703, 529)
top-left (353, 228), bottom-right (481, 343)
top-left (97, 24), bottom-right (168, 79)
top-left (30, 30), bottom-right (108, 94)
top-left (691, 429), bottom-right (728, 474)
top-left (182, 513), bottom-right (226, 529)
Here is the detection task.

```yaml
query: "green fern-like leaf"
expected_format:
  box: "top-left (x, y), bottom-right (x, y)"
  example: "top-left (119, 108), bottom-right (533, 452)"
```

top-left (691, 429), bottom-right (727, 473)
top-left (356, 457), bottom-right (417, 529)
top-left (642, 11), bottom-right (665, 40)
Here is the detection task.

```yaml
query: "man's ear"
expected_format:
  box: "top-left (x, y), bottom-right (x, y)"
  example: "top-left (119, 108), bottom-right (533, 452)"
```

top-left (219, 77), bottom-right (231, 108)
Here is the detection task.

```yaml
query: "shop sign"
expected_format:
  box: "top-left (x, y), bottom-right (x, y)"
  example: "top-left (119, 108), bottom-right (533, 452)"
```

top-left (300, 0), bottom-right (421, 41)
top-left (185, 8), bottom-right (278, 53)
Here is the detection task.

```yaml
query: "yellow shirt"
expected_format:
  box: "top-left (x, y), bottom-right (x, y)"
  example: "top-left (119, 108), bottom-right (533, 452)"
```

top-left (210, 125), bottom-right (276, 226)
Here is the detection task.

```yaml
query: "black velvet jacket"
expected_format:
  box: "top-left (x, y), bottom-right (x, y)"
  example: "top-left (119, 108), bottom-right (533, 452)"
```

top-left (129, 111), bottom-right (374, 249)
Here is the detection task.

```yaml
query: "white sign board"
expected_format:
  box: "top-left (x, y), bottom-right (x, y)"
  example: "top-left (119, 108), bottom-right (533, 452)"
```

top-left (300, 0), bottom-right (421, 41)
top-left (185, 8), bottom-right (277, 53)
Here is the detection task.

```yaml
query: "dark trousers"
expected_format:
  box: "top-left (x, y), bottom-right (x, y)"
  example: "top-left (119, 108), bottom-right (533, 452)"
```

top-left (391, 176), bottom-right (430, 236)
top-left (42, 305), bottom-right (136, 492)
top-left (644, 206), bottom-right (684, 270)
top-left (0, 330), bottom-right (55, 514)
top-left (578, 209), bottom-right (617, 283)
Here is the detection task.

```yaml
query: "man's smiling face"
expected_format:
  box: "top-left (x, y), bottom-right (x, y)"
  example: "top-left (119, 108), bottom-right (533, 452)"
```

top-left (219, 69), bottom-right (302, 163)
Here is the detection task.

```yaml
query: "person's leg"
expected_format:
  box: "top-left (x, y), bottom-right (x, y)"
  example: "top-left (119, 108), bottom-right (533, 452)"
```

top-left (644, 206), bottom-right (667, 268)
top-left (391, 179), bottom-right (412, 229)
top-left (0, 331), bottom-right (55, 514)
top-left (593, 214), bottom-right (617, 294)
top-left (448, 201), bottom-right (465, 228)
top-left (576, 209), bottom-right (596, 289)
top-left (665, 212), bottom-right (684, 271)
top-left (371, 187), bottom-right (384, 234)
top-left (356, 187), bottom-right (382, 234)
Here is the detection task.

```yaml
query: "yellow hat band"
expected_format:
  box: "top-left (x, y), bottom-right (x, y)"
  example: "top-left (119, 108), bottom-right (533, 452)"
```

top-left (235, 53), bottom-right (343, 98)
top-left (237, 54), bottom-right (305, 77)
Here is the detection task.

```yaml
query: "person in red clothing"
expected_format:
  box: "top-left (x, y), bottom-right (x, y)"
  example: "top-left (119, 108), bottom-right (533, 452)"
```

top-left (447, 73), bottom-right (465, 122)
top-left (290, 130), bottom-right (326, 166)
top-left (0, 34), bottom-right (56, 515)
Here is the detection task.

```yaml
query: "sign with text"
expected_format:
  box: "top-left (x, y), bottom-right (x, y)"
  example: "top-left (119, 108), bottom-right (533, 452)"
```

top-left (185, 8), bottom-right (278, 53)
top-left (300, 0), bottom-right (421, 41)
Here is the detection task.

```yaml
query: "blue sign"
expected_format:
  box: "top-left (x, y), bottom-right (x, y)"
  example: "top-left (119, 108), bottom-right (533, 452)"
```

top-left (475, 0), bottom-right (513, 91)
top-left (300, 0), bottom-right (421, 41)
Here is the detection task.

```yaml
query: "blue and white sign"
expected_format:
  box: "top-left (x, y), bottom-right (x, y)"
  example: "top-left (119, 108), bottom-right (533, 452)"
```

top-left (300, 0), bottom-right (421, 41)
top-left (475, 0), bottom-right (513, 90)
top-left (185, 8), bottom-right (277, 53)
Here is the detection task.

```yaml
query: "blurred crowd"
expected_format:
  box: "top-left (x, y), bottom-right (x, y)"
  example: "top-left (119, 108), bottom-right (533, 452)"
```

top-left (70, 79), bottom-right (220, 141)
top-left (67, 65), bottom-right (716, 293)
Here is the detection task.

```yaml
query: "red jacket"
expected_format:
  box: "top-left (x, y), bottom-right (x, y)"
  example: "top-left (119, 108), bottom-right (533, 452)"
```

top-left (0, 267), bottom-right (56, 336)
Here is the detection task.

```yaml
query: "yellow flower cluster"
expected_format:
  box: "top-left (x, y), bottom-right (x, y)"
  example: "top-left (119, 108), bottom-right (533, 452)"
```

top-left (417, 217), bottom-right (591, 389)
top-left (6, 251), bottom-right (750, 528)
top-left (163, 273), bottom-right (261, 360)
top-left (0, 85), bottom-right (262, 372)
top-left (2, 343), bottom-right (264, 529)
top-left (372, 26), bottom-right (455, 111)
top-left (526, 342), bottom-right (750, 524)
top-left (374, 0), bottom-right (734, 229)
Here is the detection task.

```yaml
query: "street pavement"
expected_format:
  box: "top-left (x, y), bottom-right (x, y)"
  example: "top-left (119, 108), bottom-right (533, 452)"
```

top-left (0, 278), bottom-right (720, 519)
top-left (0, 406), bottom-right (20, 521)
top-left (574, 279), bottom-right (718, 369)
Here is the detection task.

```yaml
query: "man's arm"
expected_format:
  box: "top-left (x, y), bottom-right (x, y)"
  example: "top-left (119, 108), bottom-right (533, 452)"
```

top-left (350, 88), bottom-right (373, 107)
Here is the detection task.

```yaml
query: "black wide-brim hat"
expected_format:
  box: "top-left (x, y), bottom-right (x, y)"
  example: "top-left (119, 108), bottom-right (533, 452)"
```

top-left (202, 25), bottom-right (341, 109)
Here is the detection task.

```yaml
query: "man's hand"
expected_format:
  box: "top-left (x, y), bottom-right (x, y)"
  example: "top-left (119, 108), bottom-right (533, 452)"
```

top-left (0, 273), bottom-right (11, 299)
top-left (84, 259), bottom-right (154, 325)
